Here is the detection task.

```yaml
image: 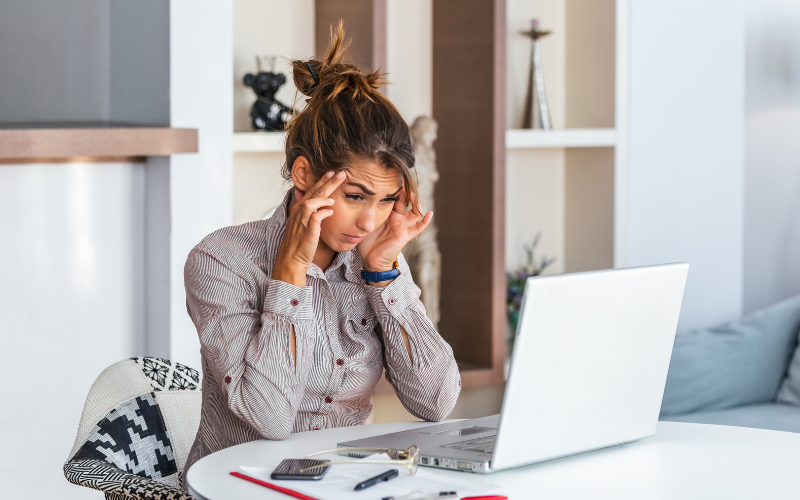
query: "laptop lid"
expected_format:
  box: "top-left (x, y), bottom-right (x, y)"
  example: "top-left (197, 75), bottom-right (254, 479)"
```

top-left (491, 263), bottom-right (689, 471)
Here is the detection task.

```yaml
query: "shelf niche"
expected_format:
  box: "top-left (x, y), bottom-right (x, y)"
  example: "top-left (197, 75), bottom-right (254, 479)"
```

top-left (433, 0), bottom-right (507, 387)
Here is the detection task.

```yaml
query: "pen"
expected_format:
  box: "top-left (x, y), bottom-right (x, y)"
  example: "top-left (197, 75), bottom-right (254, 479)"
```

top-left (354, 468), bottom-right (399, 490)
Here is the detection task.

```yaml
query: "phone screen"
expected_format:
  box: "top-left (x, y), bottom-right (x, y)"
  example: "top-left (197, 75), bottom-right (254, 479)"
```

top-left (270, 459), bottom-right (330, 480)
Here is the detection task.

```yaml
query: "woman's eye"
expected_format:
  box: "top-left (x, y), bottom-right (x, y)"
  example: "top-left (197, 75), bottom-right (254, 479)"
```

top-left (345, 193), bottom-right (363, 202)
top-left (382, 197), bottom-right (399, 204)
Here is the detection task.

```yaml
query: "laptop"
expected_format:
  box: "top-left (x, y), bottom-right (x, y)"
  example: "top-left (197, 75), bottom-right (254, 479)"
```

top-left (338, 263), bottom-right (689, 473)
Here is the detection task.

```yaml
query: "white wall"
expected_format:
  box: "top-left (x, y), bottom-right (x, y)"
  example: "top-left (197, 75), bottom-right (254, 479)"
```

top-left (386, 0), bottom-right (433, 121)
top-left (743, 0), bottom-right (800, 313)
top-left (231, 0), bottom-right (313, 224)
top-left (0, 161), bottom-right (145, 499)
top-left (169, 0), bottom-right (234, 369)
top-left (625, 0), bottom-right (745, 332)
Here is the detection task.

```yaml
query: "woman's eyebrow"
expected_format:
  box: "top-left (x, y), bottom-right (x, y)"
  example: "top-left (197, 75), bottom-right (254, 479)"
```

top-left (345, 181), bottom-right (375, 195)
top-left (345, 181), bottom-right (403, 197)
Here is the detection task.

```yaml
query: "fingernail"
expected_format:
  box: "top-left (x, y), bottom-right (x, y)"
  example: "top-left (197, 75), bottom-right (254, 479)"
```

top-left (325, 171), bottom-right (334, 178)
top-left (336, 171), bottom-right (345, 178)
top-left (328, 198), bottom-right (334, 203)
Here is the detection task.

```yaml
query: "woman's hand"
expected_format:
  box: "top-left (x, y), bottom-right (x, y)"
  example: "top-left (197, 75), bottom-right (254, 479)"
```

top-left (272, 171), bottom-right (346, 287)
top-left (357, 191), bottom-right (433, 282)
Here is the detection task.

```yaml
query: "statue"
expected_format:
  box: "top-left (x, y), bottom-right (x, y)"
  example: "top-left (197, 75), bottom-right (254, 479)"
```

top-left (403, 116), bottom-right (442, 331)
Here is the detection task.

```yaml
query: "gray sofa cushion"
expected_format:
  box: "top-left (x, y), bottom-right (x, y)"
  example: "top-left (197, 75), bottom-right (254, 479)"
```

top-left (661, 403), bottom-right (800, 434)
top-left (778, 340), bottom-right (800, 405)
top-left (660, 294), bottom-right (800, 417)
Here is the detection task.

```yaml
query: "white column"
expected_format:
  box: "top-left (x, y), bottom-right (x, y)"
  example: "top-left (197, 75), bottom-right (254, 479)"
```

top-left (170, 0), bottom-right (234, 368)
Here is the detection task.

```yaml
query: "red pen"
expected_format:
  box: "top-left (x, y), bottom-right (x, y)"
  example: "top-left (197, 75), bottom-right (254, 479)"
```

top-left (462, 496), bottom-right (508, 500)
top-left (230, 471), bottom-right (321, 500)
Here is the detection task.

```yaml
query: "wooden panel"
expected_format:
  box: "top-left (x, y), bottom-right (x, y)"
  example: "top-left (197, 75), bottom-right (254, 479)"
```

top-left (0, 127), bottom-right (197, 160)
top-left (565, 148), bottom-right (615, 272)
top-left (315, 0), bottom-right (387, 74)
top-left (433, 0), bottom-right (505, 379)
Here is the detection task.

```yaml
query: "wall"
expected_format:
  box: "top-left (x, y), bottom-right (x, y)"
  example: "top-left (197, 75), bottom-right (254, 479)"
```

top-left (743, 0), bottom-right (800, 313)
top-left (0, 2), bottom-right (171, 498)
top-left (0, 0), bottom-right (170, 125)
top-left (0, 162), bottom-right (145, 500)
top-left (232, 0), bottom-right (314, 225)
top-left (626, 0), bottom-right (745, 332)
top-left (0, 0), bottom-right (111, 123)
top-left (169, 0), bottom-right (234, 369)
top-left (505, 0), bottom-right (566, 274)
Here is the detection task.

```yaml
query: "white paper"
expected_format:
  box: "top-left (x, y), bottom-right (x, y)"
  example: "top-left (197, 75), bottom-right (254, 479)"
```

top-left (240, 454), bottom-right (498, 500)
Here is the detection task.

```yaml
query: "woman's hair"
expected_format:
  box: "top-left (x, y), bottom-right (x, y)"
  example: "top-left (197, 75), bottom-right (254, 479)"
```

top-left (284, 22), bottom-right (419, 211)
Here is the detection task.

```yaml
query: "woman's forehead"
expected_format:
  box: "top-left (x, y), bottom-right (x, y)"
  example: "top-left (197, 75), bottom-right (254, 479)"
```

top-left (344, 161), bottom-right (403, 192)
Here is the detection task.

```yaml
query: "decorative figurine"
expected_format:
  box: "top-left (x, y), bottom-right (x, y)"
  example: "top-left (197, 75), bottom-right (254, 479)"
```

top-left (243, 55), bottom-right (294, 131)
top-left (403, 116), bottom-right (442, 331)
top-left (521, 19), bottom-right (552, 129)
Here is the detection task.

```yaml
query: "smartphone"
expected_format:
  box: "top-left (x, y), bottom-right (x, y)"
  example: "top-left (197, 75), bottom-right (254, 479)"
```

top-left (270, 459), bottom-right (330, 480)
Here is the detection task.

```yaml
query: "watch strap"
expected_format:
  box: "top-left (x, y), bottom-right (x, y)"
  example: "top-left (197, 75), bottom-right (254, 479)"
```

top-left (361, 260), bottom-right (400, 283)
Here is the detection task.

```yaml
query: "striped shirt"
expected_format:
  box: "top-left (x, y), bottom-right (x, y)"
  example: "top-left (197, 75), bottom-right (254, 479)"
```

top-left (182, 190), bottom-right (461, 480)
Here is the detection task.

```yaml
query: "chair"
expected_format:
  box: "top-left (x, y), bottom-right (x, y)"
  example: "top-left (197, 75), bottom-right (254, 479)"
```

top-left (64, 357), bottom-right (202, 500)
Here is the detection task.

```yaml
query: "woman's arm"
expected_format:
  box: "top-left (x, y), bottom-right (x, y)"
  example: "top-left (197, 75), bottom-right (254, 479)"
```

top-left (365, 254), bottom-right (462, 421)
top-left (185, 243), bottom-right (315, 441)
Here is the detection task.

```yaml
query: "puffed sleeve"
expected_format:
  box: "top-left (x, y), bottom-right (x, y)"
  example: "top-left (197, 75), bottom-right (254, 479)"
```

top-left (184, 240), bottom-right (315, 440)
top-left (364, 254), bottom-right (461, 421)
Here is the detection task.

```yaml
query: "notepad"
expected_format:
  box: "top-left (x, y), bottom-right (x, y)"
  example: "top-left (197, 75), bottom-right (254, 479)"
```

top-left (240, 454), bottom-right (498, 500)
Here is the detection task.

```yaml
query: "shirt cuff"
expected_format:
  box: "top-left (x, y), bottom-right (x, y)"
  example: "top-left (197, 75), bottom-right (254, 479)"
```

top-left (365, 273), bottom-right (416, 319)
top-left (264, 279), bottom-right (313, 319)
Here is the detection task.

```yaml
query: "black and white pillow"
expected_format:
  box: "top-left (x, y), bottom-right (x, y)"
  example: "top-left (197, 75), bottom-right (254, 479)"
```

top-left (71, 392), bottom-right (178, 483)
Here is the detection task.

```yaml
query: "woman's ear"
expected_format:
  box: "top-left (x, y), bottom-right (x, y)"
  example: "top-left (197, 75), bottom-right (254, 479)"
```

top-left (290, 156), bottom-right (315, 192)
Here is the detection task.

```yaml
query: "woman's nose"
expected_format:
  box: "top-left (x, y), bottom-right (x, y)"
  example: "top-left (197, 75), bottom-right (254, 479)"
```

top-left (357, 208), bottom-right (377, 233)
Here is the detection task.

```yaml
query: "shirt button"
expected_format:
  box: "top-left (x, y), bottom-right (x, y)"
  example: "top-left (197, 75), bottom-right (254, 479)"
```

top-left (336, 359), bottom-right (344, 366)
top-left (290, 299), bottom-right (299, 306)
top-left (388, 298), bottom-right (396, 305)
top-left (224, 376), bottom-right (231, 384)
top-left (325, 396), bottom-right (333, 404)
top-left (361, 318), bottom-right (367, 326)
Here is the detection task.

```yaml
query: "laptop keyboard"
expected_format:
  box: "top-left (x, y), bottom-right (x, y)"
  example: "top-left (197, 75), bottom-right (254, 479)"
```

top-left (442, 434), bottom-right (496, 453)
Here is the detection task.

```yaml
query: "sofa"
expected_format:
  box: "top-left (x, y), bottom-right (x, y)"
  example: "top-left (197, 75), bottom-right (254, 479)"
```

top-left (659, 294), bottom-right (800, 433)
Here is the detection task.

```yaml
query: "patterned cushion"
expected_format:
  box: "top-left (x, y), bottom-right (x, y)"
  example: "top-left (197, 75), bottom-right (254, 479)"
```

top-left (131, 357), bottom-right (200, 392)
top-left (64, 459), bottom-right (192, 500)
top-left (71, 392), bottom-right (179, 482)
top-left (66, 358), bottom-right (202, 499)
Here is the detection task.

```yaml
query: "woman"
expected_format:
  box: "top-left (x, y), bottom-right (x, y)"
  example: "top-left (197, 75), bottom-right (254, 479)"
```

top-left (182, 25), bottom-right (461, 481)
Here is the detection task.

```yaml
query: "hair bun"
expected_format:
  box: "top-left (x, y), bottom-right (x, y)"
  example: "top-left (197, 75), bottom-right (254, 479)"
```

top-left (292, 21), bottom-right (386, 101)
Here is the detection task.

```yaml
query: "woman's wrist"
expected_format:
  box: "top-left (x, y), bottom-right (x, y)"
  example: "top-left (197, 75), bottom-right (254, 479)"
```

top-left (272, 256), bottom-right (308, 287)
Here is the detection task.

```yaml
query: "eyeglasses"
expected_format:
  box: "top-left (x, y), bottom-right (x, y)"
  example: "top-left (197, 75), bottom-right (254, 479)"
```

top-left (301, 445), bottom-right (420, 476)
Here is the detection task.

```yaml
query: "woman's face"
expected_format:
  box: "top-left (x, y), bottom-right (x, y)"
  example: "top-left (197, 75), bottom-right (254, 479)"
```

top-left (318, 160), bottom-right (403, 253)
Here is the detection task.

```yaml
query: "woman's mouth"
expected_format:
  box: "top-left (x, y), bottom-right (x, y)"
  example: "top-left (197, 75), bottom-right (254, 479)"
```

top-left (342, 233), bottom-right (365, 243)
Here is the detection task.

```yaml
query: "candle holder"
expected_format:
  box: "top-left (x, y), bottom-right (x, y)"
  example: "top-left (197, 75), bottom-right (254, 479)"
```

top-left (521, 19), bottom-right (552, 130)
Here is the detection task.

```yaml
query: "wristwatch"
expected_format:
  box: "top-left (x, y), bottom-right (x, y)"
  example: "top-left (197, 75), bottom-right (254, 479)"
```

top-left (361, 260), bottom-right (400, 283)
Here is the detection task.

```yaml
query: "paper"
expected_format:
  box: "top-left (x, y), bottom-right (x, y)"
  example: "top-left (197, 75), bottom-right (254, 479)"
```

top-left (240, 454), bottom-right (498, 500)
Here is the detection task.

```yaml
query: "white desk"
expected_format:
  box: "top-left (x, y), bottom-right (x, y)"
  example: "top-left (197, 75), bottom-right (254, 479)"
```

top-left (187, 421), bottom-right (800, 499)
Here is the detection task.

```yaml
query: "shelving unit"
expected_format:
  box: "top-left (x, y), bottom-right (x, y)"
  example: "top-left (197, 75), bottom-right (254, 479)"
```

top-left (231, 0), bottom-right (628, 394)
top-left (506, 128), bottom-right (616, 149)
top-left (234, 129), bottom-right (616, 153)
top-left (233, 132), bottom-right (285, 153)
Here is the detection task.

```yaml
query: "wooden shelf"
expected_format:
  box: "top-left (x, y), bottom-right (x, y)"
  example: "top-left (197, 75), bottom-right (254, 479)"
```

top-left (506, 128), bottom-right (616, 149)
top-left (233, 132), bottom-right (286, 153)
top-left (0, 125), bottom-right (197, 161)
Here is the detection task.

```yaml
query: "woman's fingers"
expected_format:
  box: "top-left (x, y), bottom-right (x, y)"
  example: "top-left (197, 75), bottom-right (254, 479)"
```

top-left (309, 170), bottom-right (346, 200)
top-left (308, 207), bottom-right (333, 234)
top-left (300, 197), bottom-right (335, 225)
top-left (408, 211), bottom-right (434, 239)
